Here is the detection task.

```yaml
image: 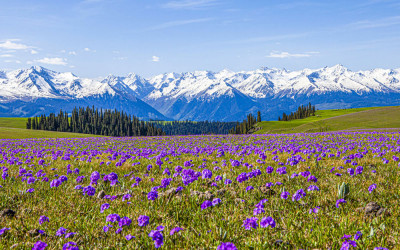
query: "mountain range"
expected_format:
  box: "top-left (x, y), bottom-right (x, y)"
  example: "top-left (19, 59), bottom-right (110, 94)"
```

top-left (0, 65), bottom-right (399, 121)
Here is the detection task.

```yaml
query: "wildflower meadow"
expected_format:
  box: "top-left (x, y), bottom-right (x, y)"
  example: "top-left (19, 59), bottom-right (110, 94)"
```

top-left (0, 132), bottom-right (399, 249)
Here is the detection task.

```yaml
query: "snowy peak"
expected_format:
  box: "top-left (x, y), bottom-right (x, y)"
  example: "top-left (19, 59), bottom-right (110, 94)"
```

top-left (1, 65), bottom-right (400, 121)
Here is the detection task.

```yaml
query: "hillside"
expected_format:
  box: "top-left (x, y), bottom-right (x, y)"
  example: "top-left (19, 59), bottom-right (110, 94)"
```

top-left (0, 127), bottom-right (102, 139)
top-left (1, 65), bottom-right (400, 121)
top-left (254, 106), bottom-right (400, 134)
top-left (0, 117), bottom-right (103, 139)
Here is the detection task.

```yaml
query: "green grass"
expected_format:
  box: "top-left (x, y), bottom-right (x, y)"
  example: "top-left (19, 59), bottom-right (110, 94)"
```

top-left (254, 106), bottom-right (397, 134)
top-left (0, 117), bottom-right (102, 139)
top-left (0, 134), bottom-right (399, 249)
top-left (0, 127), bottom-right (102, 139)
top-left (0, 117), bottom-right (27, 129)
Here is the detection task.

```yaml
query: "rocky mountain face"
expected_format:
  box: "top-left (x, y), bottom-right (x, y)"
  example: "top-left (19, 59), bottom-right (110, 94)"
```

top-left (1, 65), bottom-right (399, 121)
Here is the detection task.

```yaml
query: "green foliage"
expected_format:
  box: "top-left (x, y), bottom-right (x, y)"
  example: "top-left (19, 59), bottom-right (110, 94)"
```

top-left (229, 112), bottom-right (259, 134)
top-left (28, 106), bottom-right (165, 137)
top-left (338, 182), bottom-right (350, 200)
top-left (278, 102), bottom-right (315, 121)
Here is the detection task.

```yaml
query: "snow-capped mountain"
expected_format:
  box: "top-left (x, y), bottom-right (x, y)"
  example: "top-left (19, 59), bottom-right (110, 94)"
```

top-left (0, 65), bottom-right (400, 121)
top-left (142, 65), bottom-right (400, 120)
top-left (0, 66), bottom-right (167, 119)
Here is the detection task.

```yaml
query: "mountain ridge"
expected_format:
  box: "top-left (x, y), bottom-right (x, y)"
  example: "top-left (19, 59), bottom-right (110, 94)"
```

top-left (1, 65), bottom-right (400, 121)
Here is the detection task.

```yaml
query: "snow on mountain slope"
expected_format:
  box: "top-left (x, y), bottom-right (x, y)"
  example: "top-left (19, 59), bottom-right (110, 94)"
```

top-left (0, 66), bottom-right (168, 119)
top-left (0, 65), bottom-right (400, 120)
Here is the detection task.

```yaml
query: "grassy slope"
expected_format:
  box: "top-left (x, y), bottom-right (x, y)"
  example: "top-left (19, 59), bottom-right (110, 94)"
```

top-left (0, 127), bottom-right (102, 139)
top-left (0, 117), bottom-right (27, 129)
top-left (0, 117), bottom-right (101, 139)
top-left (254, 106), bottom-right (398, 134)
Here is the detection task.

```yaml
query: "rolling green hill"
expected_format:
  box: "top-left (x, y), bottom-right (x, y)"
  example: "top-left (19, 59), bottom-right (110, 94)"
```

top-left (254, 106), bottom-right (400, 134)
top-left (0, 117), bottom-right (101, 139)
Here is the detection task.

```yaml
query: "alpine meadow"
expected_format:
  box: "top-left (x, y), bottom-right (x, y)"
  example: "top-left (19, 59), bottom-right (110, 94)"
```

top-left (1, 0), bottom-right (400, 249)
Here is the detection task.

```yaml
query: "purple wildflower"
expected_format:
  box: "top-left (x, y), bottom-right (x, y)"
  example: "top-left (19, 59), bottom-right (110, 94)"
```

top-left (242, 217), bottom-right (258, 230)
top-left (170, 227), bottom-right (183, 235)
top-left (260, 216), bottom-right (276, 228)
top-left (138, 215), bottom-right (150, 227)
top-left (217, 242), bottom-right (237, 250)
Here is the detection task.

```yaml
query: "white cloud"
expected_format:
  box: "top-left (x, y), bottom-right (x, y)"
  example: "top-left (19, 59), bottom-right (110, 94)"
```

top-left (84, 47), bottom-right (96, 52)
top-left (69, 51), bottom-right (77, 55)
top-left (152, 56), bottom-right (160, 62)
top-left (163, 0), bottom-right (219, 9)
top-left (0, 39), bottom-right (32, 50)
top-left (30, 49), bottom-right (38, 54)
top-left (267, 51), bottom-right (318, 58)
top-left (350, 15), bottom-right (400, 29)
top-left (0, 54), bottom-right (13, 58)
top-left (4, 59), bottom-right (21, 64)
top-left (149, 18), bottom-right (213, 30)
top-left (35, 57), bottom-right (67, 66)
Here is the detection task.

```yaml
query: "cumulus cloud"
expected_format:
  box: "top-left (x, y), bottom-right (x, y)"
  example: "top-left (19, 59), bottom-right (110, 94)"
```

top-left (0, 54), bottom-right (13, 58)
top-left (4, 59), bottom-right (21, 64)
top-left (0, 39), bottom-right (32, 50)
top-left (267, 51), bottom-right (319, 58)
top-left (30, 49), bottom-right (38, 54)
top-left (69, 51), bottom-right (77, 55)
top-left (84, 47), bottom-right (96, 52)
top-left (35, 57), bottom-right (68, 66)
top-left (152, 56), bottom-right (160, 62)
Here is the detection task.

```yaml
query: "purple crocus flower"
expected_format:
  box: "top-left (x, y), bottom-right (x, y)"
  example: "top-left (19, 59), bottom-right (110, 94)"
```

top-left (90, 171), bottom-right (100, 185)
top-left (170, 227), bottom-right (183, 235)
top-left (201, 200), bottom-right (213, 210)
top-left (266, 166), bottom-right (274, 174)
top-left (354, 231), bottom-right (362, 240)
top-left (82, 185), bottom-right (96, 196)
top-left (147, 191), bottom-right (158, 200)
top-left (341, 234), bottom-right (357, 249)
top-left (336, 199), bottom-right (347, 208)
top-left (253, 207), bottom-right (265, 215)
top-left (224, 179), bottom-right (232, 185)
top-left (106, 214), bottom-right (121, 223)
top-left (368, 184), bottom-right (377, 193)
top-left (292, 189), bottom-right (306, 201)
top-left (119, 217), bottom-right (132, 227)
top-left (39, 215), bottom-right (50, 225)
top-left (138, 215), bottom-right (150, 227)
top-left (100, 203), bottom-right (110, 213)
top-left (307, 185), bottom-right (320, 191)
top-left (148, 230), bottom-right (164, 248)
top-left (217, 242), bottom-right (237, 250)
top-left (125, 234), bottom-right (135, 240)
top-left (63, 241), bottom-right (79, 250)
top-left (0, 227), bottom-right (10, 235)
top-left (242, 217), bottom-right (258, 230)
top-left (212, 198), bottom-right (221, 206)
top-left (32, 241), bottom-right (48, 250)
top-left (202, 169), bottom-right (212, 179)
top-left (56, 227), bottom-right (67, 236)
top-left (50, 179), bottom-right (62, 188)
top-left (260, 216), bottom-right (276, 228)
top-left (281, 191), bottom-right (290, 200)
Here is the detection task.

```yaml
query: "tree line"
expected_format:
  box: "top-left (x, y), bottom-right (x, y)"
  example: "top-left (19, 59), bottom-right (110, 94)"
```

top-left (151, 121), bottom-right (237, 135)
top-left (229, 111), bottom-right (261, 134)
top-left (278, 103), bottom-right (315, 121)
top-left (25, 106), bottom-right (243, 136)
top-left (26, 106), bottom-right (165, 136)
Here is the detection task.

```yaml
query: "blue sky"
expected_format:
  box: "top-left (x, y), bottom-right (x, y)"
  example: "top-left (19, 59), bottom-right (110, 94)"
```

top-left (0, 0), bottom-right (399, 77)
